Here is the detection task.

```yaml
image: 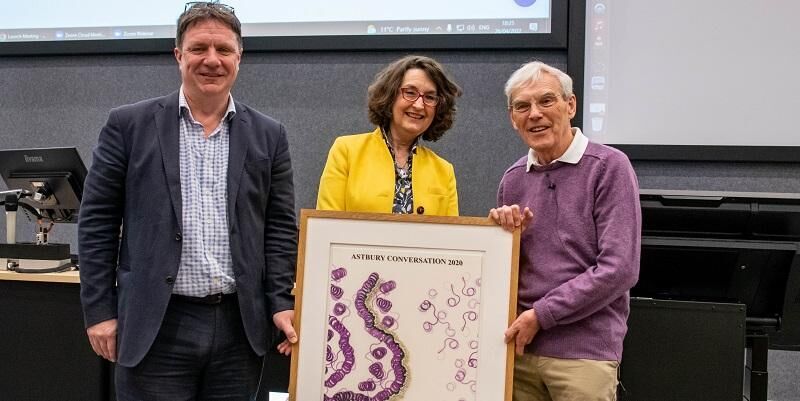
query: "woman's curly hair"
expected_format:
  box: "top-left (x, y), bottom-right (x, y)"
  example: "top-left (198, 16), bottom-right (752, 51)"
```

top-left (368, 55), bottom-right (462, 142)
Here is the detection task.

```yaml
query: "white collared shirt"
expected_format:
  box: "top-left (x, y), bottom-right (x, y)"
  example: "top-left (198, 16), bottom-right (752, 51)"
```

top-left (526, 127), bottom-right (589, 171)
top-left (174, 86), bottom-right (237, 297)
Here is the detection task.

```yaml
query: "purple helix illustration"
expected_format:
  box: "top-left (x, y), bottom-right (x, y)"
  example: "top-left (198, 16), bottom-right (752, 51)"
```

top-left (325, 267), bottom-right (408, 401)
top-left (419, 275), bottom-right (482, 398)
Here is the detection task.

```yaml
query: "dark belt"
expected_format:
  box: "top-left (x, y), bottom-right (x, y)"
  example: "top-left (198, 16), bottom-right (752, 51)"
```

top-left (171, 292), bottom-right (237, 305)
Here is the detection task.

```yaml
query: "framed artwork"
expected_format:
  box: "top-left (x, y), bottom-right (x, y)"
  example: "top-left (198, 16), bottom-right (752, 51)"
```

top-left (289, 210), bottom-right (520, 401)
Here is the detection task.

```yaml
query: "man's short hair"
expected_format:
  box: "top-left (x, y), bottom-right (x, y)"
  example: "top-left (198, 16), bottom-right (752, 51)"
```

top-left (504, 61), bottom-right (573, 106)
top-left (176, 2), bottom-right (242, 50)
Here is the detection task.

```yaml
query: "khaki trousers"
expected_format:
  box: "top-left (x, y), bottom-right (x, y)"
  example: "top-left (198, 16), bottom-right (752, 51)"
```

top-left (513, 354), bottom-right (619, 401)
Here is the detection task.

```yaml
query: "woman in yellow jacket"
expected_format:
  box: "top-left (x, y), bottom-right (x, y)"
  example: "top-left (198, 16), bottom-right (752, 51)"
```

top-left (317, 55), bottom-right (462, 216)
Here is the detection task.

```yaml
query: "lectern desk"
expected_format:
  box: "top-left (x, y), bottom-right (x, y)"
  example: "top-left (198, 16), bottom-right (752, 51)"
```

top-left (0, 270), bottom-right (110, 401)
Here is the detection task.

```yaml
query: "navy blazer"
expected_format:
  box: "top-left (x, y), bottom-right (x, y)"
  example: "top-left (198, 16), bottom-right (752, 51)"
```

top-left (79, 91), bottom-right (297, 367)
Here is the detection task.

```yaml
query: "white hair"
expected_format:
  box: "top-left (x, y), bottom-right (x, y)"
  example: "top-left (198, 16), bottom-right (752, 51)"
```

top-left (504, 61), bottom-right (573, 106)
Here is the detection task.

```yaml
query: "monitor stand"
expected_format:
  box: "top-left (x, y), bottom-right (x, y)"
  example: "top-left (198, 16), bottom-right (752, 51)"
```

top-left (1, 243), bottom-right (72, 273)
top-left (1, 208), bottom-right (72, 273)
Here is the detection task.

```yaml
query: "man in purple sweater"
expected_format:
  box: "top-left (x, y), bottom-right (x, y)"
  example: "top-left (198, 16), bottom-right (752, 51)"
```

top-left (490, 61), bottom-right (641, 401)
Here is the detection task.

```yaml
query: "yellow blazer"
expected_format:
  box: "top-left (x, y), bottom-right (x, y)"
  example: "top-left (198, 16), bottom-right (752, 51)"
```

top-left (317, 128), bottom-right (459, 216)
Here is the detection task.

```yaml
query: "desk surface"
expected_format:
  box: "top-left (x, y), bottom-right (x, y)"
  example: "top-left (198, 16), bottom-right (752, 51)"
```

top-left (0, 269), bottom-right (79, 284)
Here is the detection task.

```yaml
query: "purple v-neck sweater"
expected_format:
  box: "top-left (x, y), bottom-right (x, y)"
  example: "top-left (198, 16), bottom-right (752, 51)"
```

top-left (497, 141), bottom-right (641, 361)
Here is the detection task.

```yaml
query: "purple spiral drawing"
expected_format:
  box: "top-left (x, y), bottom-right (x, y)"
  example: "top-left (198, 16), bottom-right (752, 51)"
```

top-left (333, 302), bottom-right (347, 316)
top-left (359, 379), bottom-right (377, 391)
top-left (461, 277), bottom-right (476, 297)
top-left (376, 297), bottom-right (392, 313)
top-left (448, 284), bottom-right (461, 307)
top-left (331, 267), bottom-right (347, 281)
top-left (371, 346), bottom-right (387, 360)
top-left (331, 284), bottom-right (344, 300)
top-left (418, 274), bottom-right (482, 398)
top-left (379, 280), bottom-right (396, 294)
top-left (325, 271), bottom-right (408, 401)
top-left (381, 315), bottom-right (395, 329)
top-left (325, 315), bottom-right (355, 388)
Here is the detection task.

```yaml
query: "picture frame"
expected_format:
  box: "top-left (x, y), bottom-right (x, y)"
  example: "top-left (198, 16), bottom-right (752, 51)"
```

top-left (289, 209), bottom-right (520, 401)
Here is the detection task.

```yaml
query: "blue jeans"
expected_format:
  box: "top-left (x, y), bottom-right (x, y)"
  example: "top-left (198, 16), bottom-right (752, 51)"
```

top-left (115, 295), bottom-right (262, 401)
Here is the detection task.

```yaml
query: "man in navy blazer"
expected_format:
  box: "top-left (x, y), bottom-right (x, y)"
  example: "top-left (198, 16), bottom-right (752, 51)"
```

top-left (79, 3), bottom-right (297, 400)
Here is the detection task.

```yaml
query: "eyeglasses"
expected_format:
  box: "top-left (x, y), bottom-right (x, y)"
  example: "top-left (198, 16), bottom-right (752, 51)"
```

top-left (184, 1), bottom-right (235, 14)
top-left (399, 87), bottom-right (440, 107)
top-left (509, 95), bottom-right (560, 114)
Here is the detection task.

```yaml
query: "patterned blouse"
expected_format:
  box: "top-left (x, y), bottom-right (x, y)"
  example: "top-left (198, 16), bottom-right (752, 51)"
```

top-left (382, 129), bottom-right (419, 214)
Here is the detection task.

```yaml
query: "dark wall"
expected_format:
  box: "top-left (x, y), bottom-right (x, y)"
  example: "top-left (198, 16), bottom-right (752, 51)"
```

top-left (0, 49), bottom-right (567, 243)
top-left (2, 49), bottom-right (800, 399)
top-left (635, 161), bottom-right (800, 193)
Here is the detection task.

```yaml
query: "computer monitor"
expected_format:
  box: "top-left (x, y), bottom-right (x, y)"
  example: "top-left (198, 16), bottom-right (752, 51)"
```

top-left (0, 147), bottom-right (87, 223)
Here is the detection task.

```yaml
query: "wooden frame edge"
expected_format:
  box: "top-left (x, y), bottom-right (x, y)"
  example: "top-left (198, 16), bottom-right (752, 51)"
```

top-left (289, 208), bottom-right (520, 400)
top-left (505, 227), bottom-right (521, 401)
